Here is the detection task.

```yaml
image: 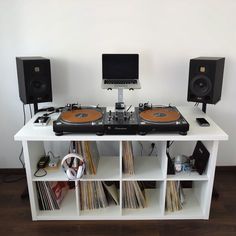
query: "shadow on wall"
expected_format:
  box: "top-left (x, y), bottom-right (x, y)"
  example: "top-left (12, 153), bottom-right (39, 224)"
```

top-left (50, 57), bottom-right (69, 105)
top-left (208, 106), bottom-right (235, 165)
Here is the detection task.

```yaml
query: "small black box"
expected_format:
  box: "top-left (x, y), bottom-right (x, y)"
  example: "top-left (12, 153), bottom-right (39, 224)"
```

top-left (192, 141), bottom-right (210, 175)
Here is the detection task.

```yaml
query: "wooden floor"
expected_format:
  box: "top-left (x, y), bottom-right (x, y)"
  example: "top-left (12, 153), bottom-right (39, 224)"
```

top-left (0, 168), bottom-right (236, 236)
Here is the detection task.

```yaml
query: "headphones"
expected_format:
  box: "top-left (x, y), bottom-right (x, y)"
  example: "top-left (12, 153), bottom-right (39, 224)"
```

top-left (61, 153), bottom-right (85, 180)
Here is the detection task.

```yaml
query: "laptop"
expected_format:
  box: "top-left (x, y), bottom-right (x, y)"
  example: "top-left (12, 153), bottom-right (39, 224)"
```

top-left (102, 54), bottom-right (141, 89)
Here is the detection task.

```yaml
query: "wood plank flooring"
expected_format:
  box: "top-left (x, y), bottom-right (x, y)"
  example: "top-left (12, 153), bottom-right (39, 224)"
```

top-left (0, 168), bottom-right (235, 236)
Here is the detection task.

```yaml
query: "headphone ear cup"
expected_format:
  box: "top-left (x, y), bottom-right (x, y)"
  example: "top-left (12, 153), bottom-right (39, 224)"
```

top-left (76, 166), bottom-right (83, 179)
top-left (66, 168), bottom-right (77, 180)
top-left (61, 153), bottom-right (85, 180)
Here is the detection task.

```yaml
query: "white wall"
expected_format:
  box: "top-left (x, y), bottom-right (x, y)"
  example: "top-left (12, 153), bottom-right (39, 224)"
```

top-left (0, 0), bottom-right (235, 168)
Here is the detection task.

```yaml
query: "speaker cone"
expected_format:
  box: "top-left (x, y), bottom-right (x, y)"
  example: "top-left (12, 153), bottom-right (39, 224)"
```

top-left (30, 78), bottom-right (48, 94)
top-left (29, 78), bottom-right (50, 102)
top-left (190, 75), bottom-right (212, 97)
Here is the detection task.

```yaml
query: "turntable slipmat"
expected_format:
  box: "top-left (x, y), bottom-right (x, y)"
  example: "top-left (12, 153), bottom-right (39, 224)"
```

top-left (139, 108), bottom-right (180, 122)
top-left (61, 109), bottom-right (103, 123)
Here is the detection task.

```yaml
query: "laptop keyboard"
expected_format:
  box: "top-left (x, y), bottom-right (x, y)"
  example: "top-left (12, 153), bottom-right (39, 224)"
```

top-left (104, 80), bottom-right (137, 84)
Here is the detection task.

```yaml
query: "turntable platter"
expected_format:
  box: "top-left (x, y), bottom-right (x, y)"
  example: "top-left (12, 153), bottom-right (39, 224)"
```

top-left (139, 108), bottom-right (180, 123)
top-left (61, 109), bottom-right (103, 123)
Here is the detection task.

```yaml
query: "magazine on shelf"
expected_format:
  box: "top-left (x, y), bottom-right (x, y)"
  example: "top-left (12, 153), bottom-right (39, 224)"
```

top-left (36, 181), bottom-right (69, 211)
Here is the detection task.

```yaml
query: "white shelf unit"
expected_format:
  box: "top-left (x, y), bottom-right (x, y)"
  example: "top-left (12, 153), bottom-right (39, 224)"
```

top-left (165, 181), bottom-right (209, 219)
top-left (14, 106), bottom-right (228, 221)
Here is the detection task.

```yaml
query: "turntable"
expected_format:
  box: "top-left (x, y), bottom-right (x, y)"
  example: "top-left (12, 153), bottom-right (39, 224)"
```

top-left (53, 105), bottom-right (106, 136)
top-left (136, 104), bottom-right (189, 135)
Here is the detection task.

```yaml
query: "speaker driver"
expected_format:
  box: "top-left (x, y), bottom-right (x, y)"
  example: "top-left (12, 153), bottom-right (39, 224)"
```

top-left (190, 75), bottom-right (212, 97)
top-left (30, 79), bottom-right (48, 94)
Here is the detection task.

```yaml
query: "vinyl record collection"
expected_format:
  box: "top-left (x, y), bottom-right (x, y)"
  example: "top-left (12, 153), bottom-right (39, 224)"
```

top-left (122, 141), bottom-right (135, 175)
top-left (122, 142), bottom-right (147, 209)
top-left (75, 141), bottom-right (100, 175)
top-left (122, 181), bottom-right (147, 209)
top-left (166, 181), bottom-right (185, 212)
top-left (79, 181), bottom-right (119, 211)
top-left (36, 181), bottom-right (69, 210)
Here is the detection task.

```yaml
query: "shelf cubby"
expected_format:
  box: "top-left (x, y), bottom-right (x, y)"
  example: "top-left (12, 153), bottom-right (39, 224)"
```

top-left (166, 140), bottom-right (213, 181)
top-left (165, 180), bottom-right (208, 219)
top-left (34, 184), bottom-right (78, 220)
top-left (122, 181), bottom-right (165, 219)
top-left (77, 180), bottom-right (121, 219)
top-left (122, 141), bottom-right (167, 181)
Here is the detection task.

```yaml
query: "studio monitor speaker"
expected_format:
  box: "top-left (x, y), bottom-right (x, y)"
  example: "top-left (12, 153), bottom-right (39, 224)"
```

top-left (187, 57), bottom-right (225, 104)
top-left (16, 57), bottom-right (52, 104)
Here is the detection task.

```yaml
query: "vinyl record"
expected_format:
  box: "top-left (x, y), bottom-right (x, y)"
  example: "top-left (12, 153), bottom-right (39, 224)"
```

top-left (139, 108), bottom-right (180, 123)
top-left (60, 109), bottom-right (103, 123)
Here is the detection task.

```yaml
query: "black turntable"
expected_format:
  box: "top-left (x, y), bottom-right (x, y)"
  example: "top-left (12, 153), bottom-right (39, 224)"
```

top-left (136, 104), bottom-right (189, 135)
top-left (53, 105), bottom-right (106, 136)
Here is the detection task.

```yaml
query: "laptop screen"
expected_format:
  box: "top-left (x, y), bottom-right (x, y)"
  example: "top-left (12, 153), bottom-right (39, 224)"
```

top-left (102, 54), bottom-right (139, 80)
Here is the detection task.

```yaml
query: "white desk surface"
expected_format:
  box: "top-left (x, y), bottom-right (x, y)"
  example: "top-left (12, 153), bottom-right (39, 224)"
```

top-left (14, 106), bottom-right (228, 141)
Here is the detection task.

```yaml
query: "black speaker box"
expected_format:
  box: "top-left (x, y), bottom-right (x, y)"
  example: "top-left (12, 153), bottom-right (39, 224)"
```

top-left (16, 57), bottom-right (52, 104)
top-left (187, 57), bottom-right (225, 104)
top-left (192, 141), bottom-right (210, 175)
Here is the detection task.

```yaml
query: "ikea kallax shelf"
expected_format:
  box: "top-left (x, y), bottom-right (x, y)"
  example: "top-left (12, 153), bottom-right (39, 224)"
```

top-left (14, 106), bottom-right (228, 221)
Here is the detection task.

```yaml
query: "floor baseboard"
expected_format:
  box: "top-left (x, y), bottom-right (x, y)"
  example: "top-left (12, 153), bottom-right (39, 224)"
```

top-left (216, 166), bottom-right (236, 172)
top-left (0, 168), bottom-right (26, 175)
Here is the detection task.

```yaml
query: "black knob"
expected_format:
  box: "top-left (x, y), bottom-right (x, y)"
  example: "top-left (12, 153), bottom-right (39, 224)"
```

top-left (139, 103), bottom-right (143, 108)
